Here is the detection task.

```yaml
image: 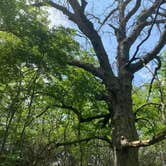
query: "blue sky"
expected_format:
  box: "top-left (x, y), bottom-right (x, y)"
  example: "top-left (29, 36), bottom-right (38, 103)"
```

top-left (48, 0), bottom-right (166, 86)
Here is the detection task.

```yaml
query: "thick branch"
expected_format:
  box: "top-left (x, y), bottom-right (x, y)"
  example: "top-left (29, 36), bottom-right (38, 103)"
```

top-left (124, 0), bottom-right (131, 8)
top-left (125, 0), bottom-right (142, 22)
top-left (53, 136), bottom-right (112, 147)
top-left (81, 0), bottom-right (87, 11)
top-left (48, 0), bottom-right (115, 82)
top-left (125, 0), bottom-right (164, 46)
top-left (95, 93), bottom-right (111, 102)
top-left (48, 1), bottom-right (74, 19)
top-left (129, 5), bottom-right (161, 64)
top-left (53, 102), bottom-right (111, 123)
top-left (53, 103), bottom-right (81, 120)
top-left (118, 0), bottom-right (125, 21)
top-left (121, 128), bottom-right (166, 148)
top-left (129, 27), bottom-right (166, 73)
top-left (68, 60), bottom-right (103, 79)
top-left (80, 113), bottom-right (111, 123)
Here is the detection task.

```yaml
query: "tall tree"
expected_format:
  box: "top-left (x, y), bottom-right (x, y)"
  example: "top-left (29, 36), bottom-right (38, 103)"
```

top-left (34, 0), bottom-right (166, 166)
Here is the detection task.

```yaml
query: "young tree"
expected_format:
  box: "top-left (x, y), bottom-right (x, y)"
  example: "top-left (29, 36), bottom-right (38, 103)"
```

top-left (34, 0), bottom-right (166, 166)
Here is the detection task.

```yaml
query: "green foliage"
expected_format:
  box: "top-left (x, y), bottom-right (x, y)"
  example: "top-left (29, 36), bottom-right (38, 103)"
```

top-left (133, 55), bottom-right (166, 165)
top-left (0, 1), bottom-right (110, 165)
top-left (0, 0), bottom-right (165, 165)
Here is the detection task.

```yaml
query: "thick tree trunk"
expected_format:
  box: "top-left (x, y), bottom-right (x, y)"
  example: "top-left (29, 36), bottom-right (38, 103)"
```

top-left (109, 77), bottom-right (139, 166)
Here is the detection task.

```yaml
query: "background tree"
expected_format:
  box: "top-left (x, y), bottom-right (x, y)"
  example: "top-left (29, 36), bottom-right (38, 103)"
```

top-left (133, 53), bottom-right (166, 165)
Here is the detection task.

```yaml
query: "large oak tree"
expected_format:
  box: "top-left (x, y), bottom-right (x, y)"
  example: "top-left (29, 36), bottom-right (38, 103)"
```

top-left (35, 0), bottom-right (166, 166)
top-left (0, 0), bottom-right (166, 165)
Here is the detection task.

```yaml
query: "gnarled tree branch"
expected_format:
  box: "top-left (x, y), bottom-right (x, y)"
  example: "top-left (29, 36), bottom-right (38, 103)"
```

top-left (125, 0), bottom-right (164, 46)
top-left (121, 128), bottom-right (166, 148)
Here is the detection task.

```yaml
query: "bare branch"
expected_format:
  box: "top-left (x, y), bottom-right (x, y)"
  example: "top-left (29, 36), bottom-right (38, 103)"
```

top-left (48, 0), bottom-right (115, 82)
top-left (129, 4), bottom-right (161, 64)
top-left (121, 128), bottom-right (166, 148)
top-left (129, 27), bottom-right (166, 73)
top-left (158, 11), bottom-right (166, 17)
top-left (108, 23), bottom-right (118, 32)
top-left (145, 19), bottom-right (166, 26)
top-left (118, 0), bottom-right (125, 21)
top-left (38, 136), bottom-right (112, 158)
top-left (135, 117), bottom-right (156, 132)
top-left (125, 0), bottom-right (164, 46)
top-left (146, 57), bottom-right (161, 102)
top-left (68, 0), bottom-right (82, 13)
top-left (98, 8), bottom-right (118, 31)
top-left (53, 102), bottom-right (111, 124)
top-left (125, 0), bottom-right (142, 22)
top-left (36, 106), bottom-right (50, 118)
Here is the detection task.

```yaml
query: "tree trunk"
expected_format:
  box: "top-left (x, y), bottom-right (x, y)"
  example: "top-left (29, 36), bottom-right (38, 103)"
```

top-left (109, 77), bottom-right (139, 166)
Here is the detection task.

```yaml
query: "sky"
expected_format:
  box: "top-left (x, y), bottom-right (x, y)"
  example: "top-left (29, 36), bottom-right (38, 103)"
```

top-left (47, 0), bottom-right (166, 86)
top-left (48, 8), bottom-right (70, 28)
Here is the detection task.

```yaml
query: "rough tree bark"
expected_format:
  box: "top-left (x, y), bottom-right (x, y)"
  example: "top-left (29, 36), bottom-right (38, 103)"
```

top-left (37, 0), bottom-right (166, 165)
top-left (110, 76), bottom-right (139, 166)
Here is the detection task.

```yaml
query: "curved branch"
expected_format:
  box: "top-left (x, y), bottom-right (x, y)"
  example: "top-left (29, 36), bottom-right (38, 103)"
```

top-left (121, 128), bottom-right (166, 148)
top-left (68, 60), bottom-right (104, 79)
top-left (146, 57), bottom-right (161, 102)
top-left (47, 1), bottom-right (75, 19)
top-left (129, 27), bottom-right (166, 73)
top-left (125, 0), bottom-right (164, 46)
top-left (134, 102), bottom-right (161, 115)
top-left (40, 136), bottom-right (112, 157)
top-left (125, 0), bottom-right (142, 23)
top-left (128, 4), bottom-right (162, 64)
top-left (53, 136), bottom-right (112, 147)
top-left (48, 0), bottom-right (115, 81)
